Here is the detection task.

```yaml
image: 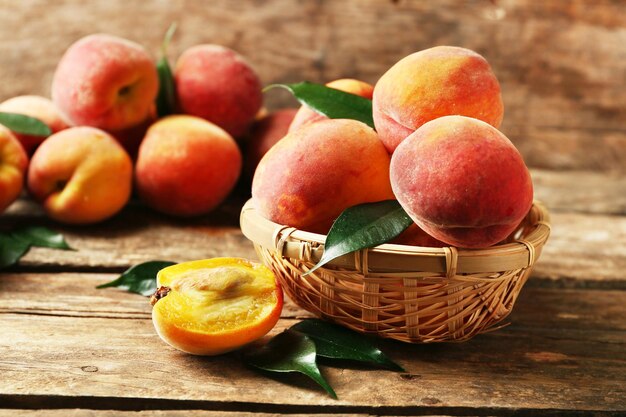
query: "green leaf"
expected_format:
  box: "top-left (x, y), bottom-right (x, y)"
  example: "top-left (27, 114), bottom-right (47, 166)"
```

top-left (291, 319), bottom-right (404, 372)
top-left (155, 22), bottom-right (177, 118)
top-left (96, 260), bottom-right (176, 296)
top-left (243, 330), bottom-right (337, 399)
top-left (266, 82), bottom-right (374, 128)
top-left (305, 200), bottom-right (413, 276)
top-left (11, 226), bottom-right (73, 250)
top-left (0, 112), bottom-right (51, 136)
top-left (0, 233), bottom-right (30, 269)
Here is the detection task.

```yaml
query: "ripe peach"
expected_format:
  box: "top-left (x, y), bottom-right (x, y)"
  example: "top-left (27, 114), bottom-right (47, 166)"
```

top-left (390, 116), bottom-right (533, 248)
top-left (108, 113), bottom-right (156, 159)
top-left (0, 95), bottom-right (68, 155)
top-left (245, 108), bottom-right (297, 178)
top-left (151, 257), bottom-right (283, 356)
top-left (392, 224), bottom-right (446, 247)
top-left (135, 115), bottom-right (242, 216)
top-left (0, 126), bottom-right (28, 213)
top-left (52, 34), bottom-right (159, 131)
top-left (373, 46), bottom-right (504, 153)
top-left (27, 127), bottom-right (133, 224)
top-left (175, 45), bottom-right (262, 138)
top-left (288, 78), bottom-right (374, 133)
top-left (252, 118), bottom-right (394, 234)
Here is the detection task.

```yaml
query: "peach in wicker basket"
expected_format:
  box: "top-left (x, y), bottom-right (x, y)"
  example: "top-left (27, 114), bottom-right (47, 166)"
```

top-left (240, 199), bottom-right (551, 343)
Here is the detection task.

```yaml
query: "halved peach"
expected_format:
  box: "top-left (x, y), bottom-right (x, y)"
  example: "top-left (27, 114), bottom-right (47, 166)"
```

top-left (151, 258), bottom-right (283, 355)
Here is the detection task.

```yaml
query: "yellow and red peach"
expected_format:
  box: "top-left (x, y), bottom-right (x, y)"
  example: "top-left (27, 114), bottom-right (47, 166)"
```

top-left (288, 78), bottom-right (374, 133)
top-left (175, 45), bottom-right (263, 138)
top-left (252, 118), bottom-right (394, 234)
top-left (0, 126), bottom-right (28, 213)
top-left (135, 115), bottom-right (242, 216)
top-left (245, 108), bottom-right (297, 178)
top-left (27, 127), bottom-right (133, 224)
top-left (0, 95), bottom-right (68, 155)
top-left (392, 224), bottom-right (447, 247)
top-left (373, 46), bottom-right (504, 153)
top-left (390, 116), bottom-right (533, 248)
top-left (51, 34), bottom-right (159, 131)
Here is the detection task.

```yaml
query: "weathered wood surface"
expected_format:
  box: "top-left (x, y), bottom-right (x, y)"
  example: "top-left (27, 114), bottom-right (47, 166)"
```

top-left (0, 0), bottom-right (624, 173)
top-left (3, 170), bottom-right (626, 288)
top-left (1, 271), bottom-right (624, 414)
top-left (0, 412), bottom-right (380, 417)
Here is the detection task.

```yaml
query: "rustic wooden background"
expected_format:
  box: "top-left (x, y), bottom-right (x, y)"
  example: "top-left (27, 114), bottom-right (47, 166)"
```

top-left (1, 1), bottom-right (625, 416)
top-left (0, 0), bottom-right (624, 173)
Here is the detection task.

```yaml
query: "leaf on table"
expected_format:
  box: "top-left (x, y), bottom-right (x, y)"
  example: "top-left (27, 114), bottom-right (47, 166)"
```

top-left (11, 226), bottom-right (73, 250)
top-left (0, 112), bottom-right (51, 136)
top-left (243, 329), bottom-right (337, 399)
top-left (305, 200), bottom-right (413, 276)
top-left (265, 82), bottom-right (374, 128)
top-left (96, 260), bottom-right (176, 296)
top-left (291, 319), bottom-right (404, 372)
top-left (0, 233), bottom-right (30, 269)
top-left (156, 22), bottom-right (177, 118)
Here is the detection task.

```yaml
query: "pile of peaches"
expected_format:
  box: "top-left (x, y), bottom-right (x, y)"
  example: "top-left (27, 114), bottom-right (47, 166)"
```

top-left (0, 33), bottom-right (275, 224)
top-left (252, 46), bottom-right (533, 249)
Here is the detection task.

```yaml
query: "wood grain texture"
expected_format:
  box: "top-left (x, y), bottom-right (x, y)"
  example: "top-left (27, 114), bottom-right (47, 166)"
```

top-left (2, 169), bottom-right (626, 288)
top-left (0, 412), bottom-right (376, 417)
top-left (0, 0), bottom-right (623, 172)
top-left (0, 272), bottom-right (310, 319)
top-left (0, 284), bottom-right (624, 413)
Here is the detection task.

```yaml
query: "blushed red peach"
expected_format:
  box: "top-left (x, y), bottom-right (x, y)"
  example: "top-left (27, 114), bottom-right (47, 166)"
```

top-left (245, 108), bottom-right (297, 178)
top-left (0, 95), bottom-right (68, 155)
top-left (392, 224), bottom-right (447, 247)
top-left (252, 118), bottom-right (394, 234)
top-left (52, 34), bottom-right (159, 131)
top-left (373, 46), bottom-right (504, 153)
top-left (390, 116), bottom-right (533, 248)
top-left (288, 78), bottom-right (374, 133)
top-left (0, 126), bottom-right (28, 213)
top-left (175, 45), bottom-right (263, 138)
top-left (135, 115), bottom-right (242, 216)
top-left (27, 127), bottom-right (132, 224)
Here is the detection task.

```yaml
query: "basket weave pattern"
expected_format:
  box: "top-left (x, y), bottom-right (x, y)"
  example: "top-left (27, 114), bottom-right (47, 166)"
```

top-left (241, 201), bottom-right (550, 343)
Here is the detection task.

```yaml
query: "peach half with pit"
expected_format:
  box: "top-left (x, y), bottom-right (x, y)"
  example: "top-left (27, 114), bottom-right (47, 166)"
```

top-left (151, 257), bottom-right (283, 356)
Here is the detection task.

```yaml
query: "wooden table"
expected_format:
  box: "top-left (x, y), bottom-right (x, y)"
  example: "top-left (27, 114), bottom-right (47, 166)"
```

top-left (1, 168), bottom-right (625, 416)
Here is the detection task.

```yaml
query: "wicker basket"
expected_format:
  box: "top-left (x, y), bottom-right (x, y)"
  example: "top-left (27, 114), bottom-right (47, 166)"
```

top-left (240, 200), bottom-right (551, 343)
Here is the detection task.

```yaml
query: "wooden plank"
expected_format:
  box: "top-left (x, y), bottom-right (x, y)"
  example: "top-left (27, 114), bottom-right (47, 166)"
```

top-left (0, 281), bottom-right (624, 414)
top-left (2, 207), bottom-right (625, 288)
top-left (0, 273), bottom-right (310, 319)
top-left (531, 169), bottom-right (626, 216)
top-left (0, 412), bottom-right (376, 417)
top-left (0, 1), bottom-right (624, 172)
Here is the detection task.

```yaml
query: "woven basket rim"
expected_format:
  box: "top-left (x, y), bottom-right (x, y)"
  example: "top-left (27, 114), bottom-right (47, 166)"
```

top-left (240, 199), bottom-right (551, 275)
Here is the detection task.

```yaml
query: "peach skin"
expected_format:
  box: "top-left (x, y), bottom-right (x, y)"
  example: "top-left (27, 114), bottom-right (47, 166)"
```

top-left (252, 118), bottom-right (394, 234)
top-left (52, 34), bottom-right (159, 131)
top-left (175, 45), bottom-right (262, 138)
top-left (245, 108), bottom-right (297, 178)
top-left (135, 115), bottom-right (242, 216)
top-left (373, 46), bottom-right (504, 153)
top-left (0, 95), bottom-right (68, 155)
top-left (390, 116), bottom-right (533, 248)
top-left (0, 126), bottom-right (28, 213)
top-left (27, 127), bottom-right (133, 224)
